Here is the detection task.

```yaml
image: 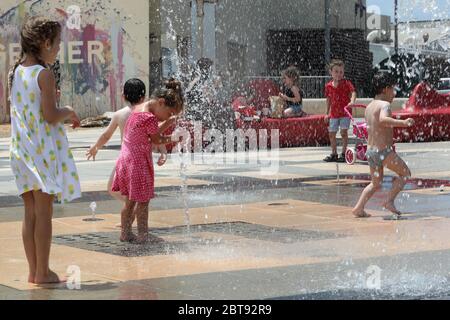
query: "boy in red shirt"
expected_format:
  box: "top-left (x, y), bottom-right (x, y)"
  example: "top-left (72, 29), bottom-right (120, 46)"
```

top-left (323, 59), bottom-right (357, 162)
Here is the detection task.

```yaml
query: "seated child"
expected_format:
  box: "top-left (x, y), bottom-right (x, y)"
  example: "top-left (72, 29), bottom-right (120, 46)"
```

top-left (279, 66), bottom-right (306, 118)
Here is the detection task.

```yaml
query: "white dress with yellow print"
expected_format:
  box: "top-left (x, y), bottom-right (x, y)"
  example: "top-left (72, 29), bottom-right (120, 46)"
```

top-left (9, 64), bottom-right (81, 203)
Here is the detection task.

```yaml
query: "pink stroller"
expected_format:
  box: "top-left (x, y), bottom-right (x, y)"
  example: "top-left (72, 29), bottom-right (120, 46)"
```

top-left (343, 104), bottom-right (368, 165)
top-left (343, 104), bottom-right (396, 165)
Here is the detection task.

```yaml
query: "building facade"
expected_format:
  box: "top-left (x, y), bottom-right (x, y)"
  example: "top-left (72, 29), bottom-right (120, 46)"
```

top-left (1, 0), bottom-right (150, 122)
top-left (155, 0), bottom-right (369, 94)
top-left (1, 0), bottom-right (370, 122)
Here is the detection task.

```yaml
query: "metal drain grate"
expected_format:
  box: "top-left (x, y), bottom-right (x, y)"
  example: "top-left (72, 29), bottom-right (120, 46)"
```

top-left (148, 221), bottom-right (344, 243)
top-left (53, 222), bottom-right (345, 257)
top-left (54, 232), bottom-right (193, 257)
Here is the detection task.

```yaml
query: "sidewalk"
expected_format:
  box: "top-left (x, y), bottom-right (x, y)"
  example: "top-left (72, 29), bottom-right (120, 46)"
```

top-left (1, 127), bottom-right (450, 299)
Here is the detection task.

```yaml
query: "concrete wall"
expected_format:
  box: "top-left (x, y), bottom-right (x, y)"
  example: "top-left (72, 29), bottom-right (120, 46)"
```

top-left (214, 0), bottom-right (367, 83)
top-left (0, 0), bottom-right (149, 122)
top-left (150, 0), bottom-right (162, 63)
top-left (215, 0), bottom-right (326, 78)
top-left (160, 0), bottom-right (191, 49)
top-left (266, 29), bottom-right (373, 97)
top-left (215, 0), bottom-right (270, 78)
top-left (155, 0), bottom-right (367, 88)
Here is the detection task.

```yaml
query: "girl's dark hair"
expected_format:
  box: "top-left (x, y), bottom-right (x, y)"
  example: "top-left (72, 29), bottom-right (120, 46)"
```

top-left (8, 16), bottom-right (61, 96)
top-left (197, 58), bottom-right (213, 71)
top-left (123, 78), bottom-right (146, 104)
top-left (282, 66), bottom-right (301, 87)
top-left (372, 72), bottom-right (396, 97)
top-left (195, 57), bottom-right (213, 81)
top-left (152, 78), bottom-right (184, 111)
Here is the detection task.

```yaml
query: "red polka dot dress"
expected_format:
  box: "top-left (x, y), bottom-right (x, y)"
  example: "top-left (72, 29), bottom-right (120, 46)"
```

top-left (112, 112), bottom-right (158, 203)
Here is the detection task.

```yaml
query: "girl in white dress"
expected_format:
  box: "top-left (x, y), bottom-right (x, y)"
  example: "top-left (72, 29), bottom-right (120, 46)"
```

top-left (8, 16), bottom-right (81, 284)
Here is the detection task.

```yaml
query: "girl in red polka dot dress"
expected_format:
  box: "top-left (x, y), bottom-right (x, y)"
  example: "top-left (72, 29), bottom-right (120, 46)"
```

top-left (112, 79), bottom-right (184, 243)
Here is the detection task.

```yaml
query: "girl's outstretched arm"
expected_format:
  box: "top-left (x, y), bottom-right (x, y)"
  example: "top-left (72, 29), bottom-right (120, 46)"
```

top-left (379, 104), bottom-right (414, 128)
top-left (86, 113), bottom-right (119, 161)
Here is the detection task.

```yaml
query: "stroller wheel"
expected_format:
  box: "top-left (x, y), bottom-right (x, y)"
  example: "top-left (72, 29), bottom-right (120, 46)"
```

top-left (345, 148), bottom-right (356, 165)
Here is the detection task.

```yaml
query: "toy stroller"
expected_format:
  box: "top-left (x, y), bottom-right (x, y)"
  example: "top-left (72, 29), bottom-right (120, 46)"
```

top-left (343, 104), bottom-right (369, 165)
top-left (343, 104), bottom-right (396, 165)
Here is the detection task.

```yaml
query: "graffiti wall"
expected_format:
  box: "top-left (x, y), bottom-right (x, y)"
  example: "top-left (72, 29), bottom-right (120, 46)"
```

top-left (0, 0), bottom-right (149, 122)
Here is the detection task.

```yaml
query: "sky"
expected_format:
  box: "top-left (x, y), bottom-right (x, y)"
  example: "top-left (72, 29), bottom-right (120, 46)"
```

top-left (367, 0), bottom-right (450, 22)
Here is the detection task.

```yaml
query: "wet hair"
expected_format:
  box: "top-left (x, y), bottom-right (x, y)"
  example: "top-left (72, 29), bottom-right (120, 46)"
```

top-left (8, 16), bottom-right (61, 96)
top-left (197, 57), bottom-right (213, 73)
top-left (195, 57), bottom-right (213, 81)
top-left (282, 66), bottom-right (301, 87)
top-left (372, 72), bottom-right (397, 97)
top-left (328, 59), bottom-right (345, 71)
top-left (123, 78), bottom-right (146, 104)
top-left (152, 78), bottom-right (184, 111)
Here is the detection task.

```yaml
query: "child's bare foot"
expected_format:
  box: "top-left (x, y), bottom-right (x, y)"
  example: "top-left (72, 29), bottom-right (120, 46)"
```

top-left (117, 223), bottom-right (138, 228)
top-left (148, 234), bottom-right (164, 244)
top-left (28, 274), bottom-right (36, 284)
top-left (136, 234), bottom-right (149, 244)
top-left (34, 270), bottom-right (66, 285)
top-left (352, 208), bottom-right (371, 218)
top-left (120, 232), bottom-right (137, 242)
top-left (383, 201), bottom-right (402, 215)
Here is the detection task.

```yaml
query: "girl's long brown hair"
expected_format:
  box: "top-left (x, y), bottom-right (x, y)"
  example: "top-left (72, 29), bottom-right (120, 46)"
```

top-left (282, 66), bottom-right (301, 87)
top-left (7, 16), bottom-right (61, 97)
top-left (152, 78), bottom-right (185, 112)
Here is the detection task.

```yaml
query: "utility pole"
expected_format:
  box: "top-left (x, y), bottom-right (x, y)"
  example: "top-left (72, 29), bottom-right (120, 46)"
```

top-left (325, 0), bottom-right (331, 67)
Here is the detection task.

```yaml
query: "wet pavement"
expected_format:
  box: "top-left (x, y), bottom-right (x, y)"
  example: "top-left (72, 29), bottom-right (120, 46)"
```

top-left (0, 128), bottom-right (450, 300)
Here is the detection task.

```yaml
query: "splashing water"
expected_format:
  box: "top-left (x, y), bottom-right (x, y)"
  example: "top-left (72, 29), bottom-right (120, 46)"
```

top-left (336, 163), bottom-right (340, 184)
top-left (180, 160), bottom-right (190, 234)
top-left (90, 201), bottom-right (97, 215)
top-left (161, 7), bottom-right (195, 235)
top-left (176, 120), bottom-right (191, 235)
top-left (332, 267), bottom-right (449, 299)
top-left (83, 201), bottom-right (104, 222)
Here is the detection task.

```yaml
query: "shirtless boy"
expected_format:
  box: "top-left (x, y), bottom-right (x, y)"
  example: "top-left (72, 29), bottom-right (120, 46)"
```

top-left (352, 72), bottom-right (414, 218)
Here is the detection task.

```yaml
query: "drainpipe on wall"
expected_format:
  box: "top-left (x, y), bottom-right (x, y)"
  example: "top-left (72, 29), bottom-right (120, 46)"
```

top-left (197, 0), bottom-right (205, 58)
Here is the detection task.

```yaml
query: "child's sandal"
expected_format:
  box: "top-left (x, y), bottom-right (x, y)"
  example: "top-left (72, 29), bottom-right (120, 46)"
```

top-left (323, 154), bottom-right (338, 162)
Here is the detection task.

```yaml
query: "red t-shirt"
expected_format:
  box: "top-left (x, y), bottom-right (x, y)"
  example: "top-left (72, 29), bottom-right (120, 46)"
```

top-left (324, 79), bottom-right (355, 118)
